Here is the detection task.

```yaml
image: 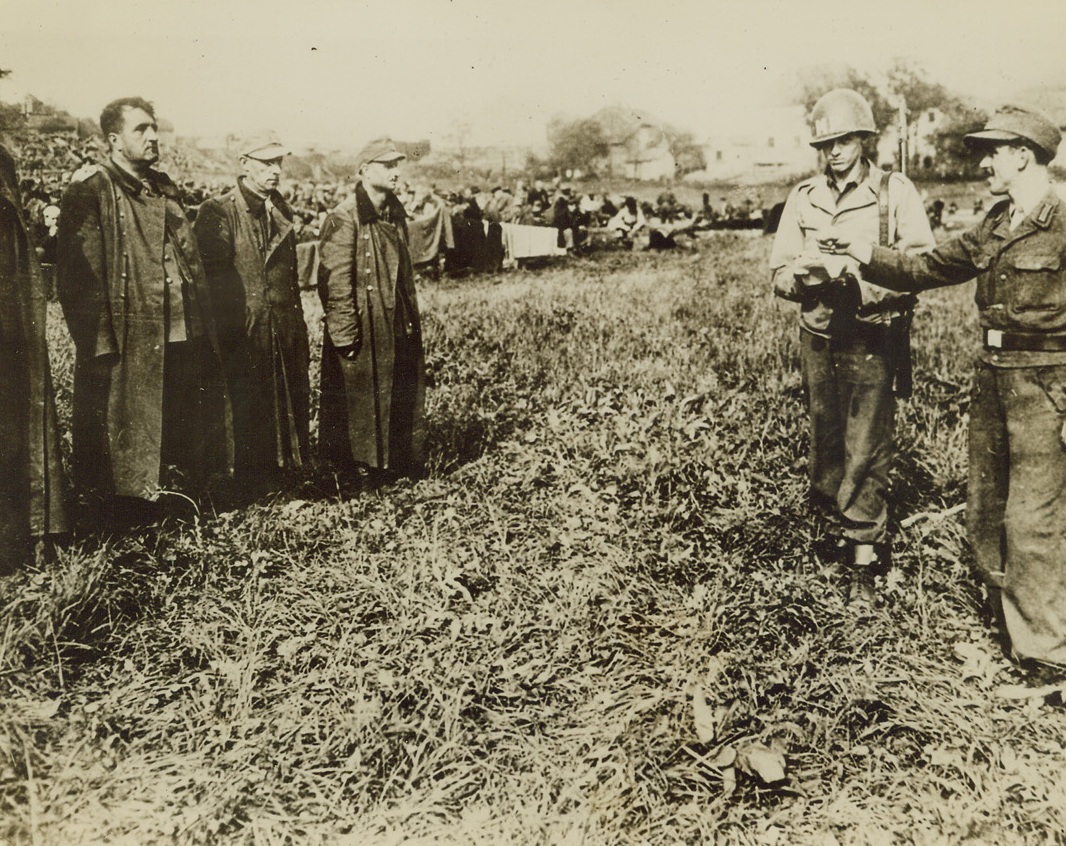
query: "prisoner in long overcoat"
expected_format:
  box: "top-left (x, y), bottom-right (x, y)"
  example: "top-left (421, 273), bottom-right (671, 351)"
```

top-left (0, 144), bottom-right (68, 573)
top-left (56, 110), bottom-right (231, 526)
top-left (194, 172), bottom-right (310, 478)
top-left (317, 148), bottom-right (426, 476)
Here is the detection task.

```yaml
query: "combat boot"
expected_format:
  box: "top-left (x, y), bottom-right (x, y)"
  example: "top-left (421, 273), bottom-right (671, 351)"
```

top-left (847, 543), bottom-right (882, 609)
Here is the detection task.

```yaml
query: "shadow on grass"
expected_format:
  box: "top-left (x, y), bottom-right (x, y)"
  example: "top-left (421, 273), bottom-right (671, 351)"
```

top-left (0, 527), bottom-right (203, 688)
top-left (422, 402), bottom-right (518, 476)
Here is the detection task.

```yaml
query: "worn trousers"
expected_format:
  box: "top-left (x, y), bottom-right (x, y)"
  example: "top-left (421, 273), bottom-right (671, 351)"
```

top-left (968, 361), bottom-right (1066, 665)
top-left (800, 328), bottom-right (895, 545)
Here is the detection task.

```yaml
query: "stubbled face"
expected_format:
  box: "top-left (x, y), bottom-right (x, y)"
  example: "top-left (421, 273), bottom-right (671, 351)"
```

top-left (362, 159), bottom-right (401, 194)
top-left (816, 133), bottom-right (864, 179)
top-left (110, 106), bottom-right (159, 169)
top-left (979, 143), bottom-right (1024, 196)
top-left (241, 155), bottom-right (283, 195)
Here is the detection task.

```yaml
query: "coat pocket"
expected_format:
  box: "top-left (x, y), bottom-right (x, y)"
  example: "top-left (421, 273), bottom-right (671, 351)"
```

top-left (1008, 253), bottom-right (1065, 312)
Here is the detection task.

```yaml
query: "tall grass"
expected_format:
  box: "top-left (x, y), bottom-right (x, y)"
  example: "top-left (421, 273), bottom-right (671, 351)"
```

top-left (2, 235), bottom-right (1061, 845)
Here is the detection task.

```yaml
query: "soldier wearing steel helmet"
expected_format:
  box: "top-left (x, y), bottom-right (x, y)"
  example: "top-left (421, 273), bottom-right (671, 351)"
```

top-left (770, 88), bottom-right (935, 605)
top-left (820, 106), bottom-right (1066, 681)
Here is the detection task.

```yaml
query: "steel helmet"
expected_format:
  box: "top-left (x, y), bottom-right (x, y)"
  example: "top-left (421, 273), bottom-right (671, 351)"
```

top-left (809, 89), bottom-right (877, 146)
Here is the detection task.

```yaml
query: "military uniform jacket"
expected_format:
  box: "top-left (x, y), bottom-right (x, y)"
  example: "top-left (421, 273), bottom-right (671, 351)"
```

top-left (867, 190), bottom-right (1066, 359)
top-left (770, 162), bottom-right (935, 336)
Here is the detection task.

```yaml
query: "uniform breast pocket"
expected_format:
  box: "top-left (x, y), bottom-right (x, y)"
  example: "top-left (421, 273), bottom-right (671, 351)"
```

top-left (1008, 253), bottom-right (1066, 312)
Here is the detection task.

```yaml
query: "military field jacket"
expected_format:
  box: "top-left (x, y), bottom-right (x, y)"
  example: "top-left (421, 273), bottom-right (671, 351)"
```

top-left (770, 163), bottom-right (935, 336)
top-left (866, 190), bottom-right (1066, 337)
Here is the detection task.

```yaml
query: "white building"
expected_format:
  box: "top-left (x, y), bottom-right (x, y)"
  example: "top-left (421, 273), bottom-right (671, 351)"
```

top-left (695, 106), bottom-right (818, 183)
top-left (593, 105), bottom-right (676, 182)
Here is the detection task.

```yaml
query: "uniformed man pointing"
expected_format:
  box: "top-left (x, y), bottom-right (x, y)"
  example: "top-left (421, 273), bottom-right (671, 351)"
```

top-left (821, 106), bottom-right (1066, 678)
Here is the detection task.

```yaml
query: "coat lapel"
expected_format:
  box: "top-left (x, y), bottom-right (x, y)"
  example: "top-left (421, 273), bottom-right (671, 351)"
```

top-left (264, 202), bottom-right (293, 264)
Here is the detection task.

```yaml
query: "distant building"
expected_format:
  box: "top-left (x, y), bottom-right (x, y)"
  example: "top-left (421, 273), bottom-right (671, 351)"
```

top-left (593, 105), bottom-right (676, 181)
top-left (21, 94), bottom-right (80, 135)
top-left (877, 107), bottom-right (947, 172)
top-left (696, 106), bottom-right (817, 183)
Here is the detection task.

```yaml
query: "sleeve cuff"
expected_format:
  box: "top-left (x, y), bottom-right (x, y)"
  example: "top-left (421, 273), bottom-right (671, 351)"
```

top-left (853, 241), bottom-right (874, 266)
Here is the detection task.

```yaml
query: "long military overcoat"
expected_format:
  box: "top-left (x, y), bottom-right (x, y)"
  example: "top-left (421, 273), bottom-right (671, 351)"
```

top-left (317, 182), bottom-right (426, 472)
top-left (194, 183), bottom-right (310, 473)
top-left (0, 145), bottom-right (67, 572)
top-left (56, 162), bottom-right (231, 503)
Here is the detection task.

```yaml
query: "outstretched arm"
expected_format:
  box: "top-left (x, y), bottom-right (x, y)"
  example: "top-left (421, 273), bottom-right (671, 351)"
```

top-left (818, 225), bottom-right (983, 293)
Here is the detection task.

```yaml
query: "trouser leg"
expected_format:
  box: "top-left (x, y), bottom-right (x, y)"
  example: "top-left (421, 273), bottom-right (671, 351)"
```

top-left (160, 339), bottom-right (215, 499)
top-left (996, 365), bottom-right (1066, 664)
top-left (966, 362), bottom-right (1008, 586)
top-left (800, 330), bottom-right (845, 524)
top-left (799, 329), bottom-right (893, 545)
top-left (834, 349), bottom-right (894, 545)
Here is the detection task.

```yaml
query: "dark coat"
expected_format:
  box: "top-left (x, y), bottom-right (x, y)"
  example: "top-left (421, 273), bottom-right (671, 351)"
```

top-left (0, 145), bottom-right (67, 571)
top-left (56, 161), bottom-right (231, 503)
top-left (317, 182), bottom-right (426, 471)
top-left (194, 182), bottom-right (310, 473)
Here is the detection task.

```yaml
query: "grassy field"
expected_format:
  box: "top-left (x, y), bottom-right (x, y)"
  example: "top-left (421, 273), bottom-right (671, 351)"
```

top-left (3, 231), bottom-right (1065, 845)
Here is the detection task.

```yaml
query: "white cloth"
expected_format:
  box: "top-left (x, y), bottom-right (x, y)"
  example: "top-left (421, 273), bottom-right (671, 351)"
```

top-left (500, 223), bottom-right (566, 261)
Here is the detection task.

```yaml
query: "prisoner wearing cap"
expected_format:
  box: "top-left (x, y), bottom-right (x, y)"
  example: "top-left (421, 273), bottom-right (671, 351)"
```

top-left (242, 130), bottom-right (290, 161)
top-left (964, 105), bottom-right (1063, 161)
top-left (355, 138), bottom-right (406, 172)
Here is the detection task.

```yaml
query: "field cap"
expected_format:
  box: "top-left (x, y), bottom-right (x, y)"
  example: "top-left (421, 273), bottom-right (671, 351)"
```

top-left (242, 130), bottom-right (290, 161)
top-left (356, 137), bottom-right (406, 171)
top-left (964, 105), bottom-right (1062, 159)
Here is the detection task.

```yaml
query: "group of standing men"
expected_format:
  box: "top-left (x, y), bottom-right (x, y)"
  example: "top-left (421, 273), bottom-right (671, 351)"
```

top-left (6, 90), bottom-right (1066, 685)
top-left (773, 88), bottom-right (1066, 683)
top-left (0, 96), bottom-right (426, 575)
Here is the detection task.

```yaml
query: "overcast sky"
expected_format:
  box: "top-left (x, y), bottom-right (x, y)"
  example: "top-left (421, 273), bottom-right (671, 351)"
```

top-left (2, 0), bottom-right (1064, 151)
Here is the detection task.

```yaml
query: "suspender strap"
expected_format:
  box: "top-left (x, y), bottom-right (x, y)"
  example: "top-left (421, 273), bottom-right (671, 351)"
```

top-left (877, 170), bottom-right (916, 398)
top-left (878, 170), bottom-right (891, 247)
